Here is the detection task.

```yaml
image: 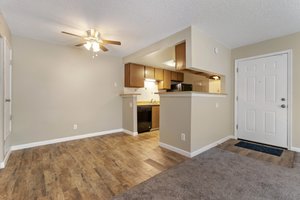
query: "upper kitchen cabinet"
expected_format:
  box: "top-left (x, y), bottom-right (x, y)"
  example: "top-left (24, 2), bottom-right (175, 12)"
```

top-left (158, 70), bottom-right (171, 90)
top-left (154, 68), bottom-right (164, 81)
top-left (144, 66), bottom-right (155, 79)
top-left (171, 71), bottom-right (184, 82)
top-left (177, 73), bottom-right (184, 82)
top-left (125, 63), bottom-right (145, 88)
top-left (175, 42), bottom-right (186, 71)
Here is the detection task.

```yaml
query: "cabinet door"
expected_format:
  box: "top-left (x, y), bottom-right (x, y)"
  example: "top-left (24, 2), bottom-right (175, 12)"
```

top-left (177, 72), bottom-right (184, 82)
top-left (171, 71), bottom-right (184, 82)
top-left (152, 106), bottom-right (160, 130)
top-left (125, 63), bottom-right (144, 88)
top-left (163, 70), bottom-right (171, 89)
top-left (171, 71), bottom-right (177, 81)
top-left (175, 42), bottom-right (186, 70)
top-left (154, 68), bottom-right (164, 81)
top-left (145, 66), bottom-right (155, 79)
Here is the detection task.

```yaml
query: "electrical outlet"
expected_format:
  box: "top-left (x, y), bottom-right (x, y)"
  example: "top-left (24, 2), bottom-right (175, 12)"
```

top-left (73, 124), bottom-right (78, 130)
top-left (181, 133), bottom-right (186, 141)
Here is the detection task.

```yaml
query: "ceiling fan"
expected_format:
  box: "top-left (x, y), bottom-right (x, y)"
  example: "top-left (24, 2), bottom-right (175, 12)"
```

top-left (61, 29), bottom-right (121, 52)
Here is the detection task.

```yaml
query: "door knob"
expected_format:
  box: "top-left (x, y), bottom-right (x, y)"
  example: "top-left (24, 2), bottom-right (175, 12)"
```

top-left (281, 98), bottom-right (286, 101)
top-left (5, 99), bottom-right (11, 102)
top-left (281, 104), bottom-right (286, 108)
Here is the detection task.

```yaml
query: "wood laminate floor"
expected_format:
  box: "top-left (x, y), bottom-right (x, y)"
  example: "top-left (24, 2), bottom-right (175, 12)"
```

top-left (0, 131), bottom-right (187, 200)
top-left (218, 139), bottom-right (295, 168)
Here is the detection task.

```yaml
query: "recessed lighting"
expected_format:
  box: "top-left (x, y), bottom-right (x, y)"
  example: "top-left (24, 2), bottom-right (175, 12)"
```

top-left (209, 75), bottom-right (221, 80)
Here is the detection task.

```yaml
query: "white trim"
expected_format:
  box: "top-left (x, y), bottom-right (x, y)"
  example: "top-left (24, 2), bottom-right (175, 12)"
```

top-left (1, 128), bottom-right (139, 169)
top-left (234, 50), bottom-right (293, 149)
top-left (159, 142), bottom-right (191, 157)
top-left (291, 147), bottom-right (300, 153)
top-left (10, 129), bottom-right (123, 151)
top-left (123, 129), bottom-right (138, 136)
top-left (190, 135), bottom-right (235, 157)
top-left (160, 135), bottom-right (235, 158)
top-left (0, 149), bottom-right (12, 169)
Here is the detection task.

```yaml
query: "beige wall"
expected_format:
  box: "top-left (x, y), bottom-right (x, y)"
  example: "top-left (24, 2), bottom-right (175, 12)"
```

top-left (191, 96), bottom-right (232, 152)
top-left (160, 94), bottom-right (232, 153)
top-left (122, 96), bottom-right (137, 133)
top-left (232, 32), bottom-right (300, 148)
top-left (0, 13), bottom-right (12, 162)
top-left (191, 26), bottom-right (231, 75)
top-left (160, 96), bottom-right (191, 151)
top-left (12, 36), bottom-right (123, 145)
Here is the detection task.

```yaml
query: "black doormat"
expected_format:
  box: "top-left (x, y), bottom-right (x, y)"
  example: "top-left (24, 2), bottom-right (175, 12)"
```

top-left (235, 141), bottom-right (283, 156)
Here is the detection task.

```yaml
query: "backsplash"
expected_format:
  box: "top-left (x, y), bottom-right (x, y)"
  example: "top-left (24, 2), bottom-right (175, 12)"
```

top-left (124, 80), bottom-right (160, 102)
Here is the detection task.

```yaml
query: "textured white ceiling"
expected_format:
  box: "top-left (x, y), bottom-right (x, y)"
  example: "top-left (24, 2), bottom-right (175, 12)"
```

top-left (1, 0), bottom-right (300, 56)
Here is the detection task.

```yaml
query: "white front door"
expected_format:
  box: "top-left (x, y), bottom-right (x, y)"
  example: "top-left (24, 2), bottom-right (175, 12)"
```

top-left (237, 53), bottom-right (288, 148)
top-left (3, 38), bottom-right (12, 142)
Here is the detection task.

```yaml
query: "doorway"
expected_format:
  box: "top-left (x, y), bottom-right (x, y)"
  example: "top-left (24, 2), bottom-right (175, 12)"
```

top-left (0, 37), bottom-right (12, 155)
top-left (235, 51), bottom-right (292, 148)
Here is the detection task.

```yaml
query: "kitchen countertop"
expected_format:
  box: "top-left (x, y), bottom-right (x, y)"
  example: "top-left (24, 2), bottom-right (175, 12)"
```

top-left (155, 91), bottom-right (227, 96)
top-left (137, 101), bottom-right (160, 106)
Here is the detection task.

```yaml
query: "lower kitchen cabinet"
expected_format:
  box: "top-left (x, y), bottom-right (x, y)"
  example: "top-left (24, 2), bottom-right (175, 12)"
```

top-left (151, 105), bottom-right (160, 130)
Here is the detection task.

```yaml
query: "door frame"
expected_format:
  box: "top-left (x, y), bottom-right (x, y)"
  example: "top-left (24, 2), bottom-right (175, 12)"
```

top-left (234, 50), bottom-right (293, 149)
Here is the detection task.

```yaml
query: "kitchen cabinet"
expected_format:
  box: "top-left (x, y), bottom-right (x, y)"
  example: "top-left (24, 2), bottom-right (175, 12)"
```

top-left (158, 70), bottom-right (171, 90)
top-left (177, 72), bottom-right (184, 82)
top-left (151, 105), bottom-right (160, 130)
top-left (175, 42), bottom-right (186, 71)
top-left (171, 71), bottom-right (177, 81)
top-left (144, 66), bottom-right (155, 79)
top-left (125, 63), bottom-right (145, 88)
top-left (154, 68), bottom-right (164, 81)
top-left (171, 71), bottom-right (184, 82)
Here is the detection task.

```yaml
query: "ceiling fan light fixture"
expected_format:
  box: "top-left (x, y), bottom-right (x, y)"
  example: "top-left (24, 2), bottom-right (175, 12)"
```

top-left (84, 41), bottom-right (92, 50)
top-left (62, 29), bottom-right (121, 53)
top-left (92, 41), bottom-right (100, 52)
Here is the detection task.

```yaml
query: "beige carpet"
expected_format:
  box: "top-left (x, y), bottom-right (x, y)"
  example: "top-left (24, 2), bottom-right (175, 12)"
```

top-left (114, 148), bottom-right (300, 200)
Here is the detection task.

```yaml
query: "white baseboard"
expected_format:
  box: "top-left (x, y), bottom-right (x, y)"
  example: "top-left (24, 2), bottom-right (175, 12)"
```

top-left (0, 149), bottom-right (12, 169)
top-left (160, 135), bottom-right (235, 158)
top-left (10, 128), bottom-right (124, 151)
top-left (291, 147), bottom-right (300, 153)
top-left (1, 128), bottom-right (140, 169)
top-left (190, 135), bottom-right (235, 157)
top-left (159, 142), bottom-right (191, 157)
top-left (123, 129), bottom-right (138, 136)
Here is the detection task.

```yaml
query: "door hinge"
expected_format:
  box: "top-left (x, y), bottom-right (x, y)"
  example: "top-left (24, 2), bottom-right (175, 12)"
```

top-left (236, 68), bottom-right (239, 73)
top-left (10, 115), bottom-right (12, 121)
top-left (236, 96), bottom-right (238, 101)
top-left (236, 124), bottom-right (238, 130)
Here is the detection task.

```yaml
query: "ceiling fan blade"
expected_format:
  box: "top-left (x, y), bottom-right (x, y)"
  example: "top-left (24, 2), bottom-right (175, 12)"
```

top-left (102, 40), bottom-right (121, 45)
top-left (100, 44), bottom-right (108, 52)
top-left (75, 43), bottom-right (85, 47)
top-left (61, 31), bottom-right (82, 38)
